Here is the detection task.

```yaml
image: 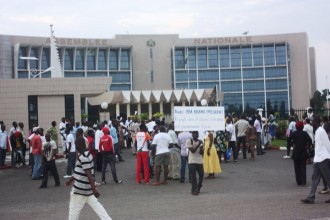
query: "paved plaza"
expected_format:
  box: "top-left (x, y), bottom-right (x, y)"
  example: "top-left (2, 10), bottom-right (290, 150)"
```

top-left (1, 149), bottom-right (330, 220)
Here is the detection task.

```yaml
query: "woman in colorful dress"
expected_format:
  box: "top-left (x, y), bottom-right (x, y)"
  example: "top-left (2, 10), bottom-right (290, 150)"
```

top-left (214, 130), bottom-right (227, 163)
top-left (203, 131), bottom-right (221, 179)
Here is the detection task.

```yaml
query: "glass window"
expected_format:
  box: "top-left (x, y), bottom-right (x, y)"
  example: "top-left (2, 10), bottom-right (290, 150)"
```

top-left (264, 44), bottom-right (275, 66)
top-left (187, 48), bottom-right (196, 68)
top-left (243, 68), bottom-right (263, 79)
top-left (65, 95), bottom-right (75, 121)
top-left (109, 49), bottom-right (119, 70)
top-left (244, 92), bottom-right (265, 109)
top-left (175, 48), bottom-right (184, 69)
top-left (64, 71), bottom-right (84, 77)
top-left (241, 46), bottom-right (252, 67)
top-left (41, 48), bottom-right (50, 69)
top-left (110, 72), bottom-right (130, 83)
top-left (221, 81), bottom-right (241, 92)
top-left (175, 70), bottom-right (197, 82)
top-left (98, 49), bottom-right (107, 70)
top-left (265, 66), bottom-right (287, 78)
top-left (223, 93), bottom-right (242, 113)
top-left (76, 48), bottom-right (85, 70)
top-left (41, 71), bottom-right (51, 78)
top-left (120, 49), bottom-right (130, 70)
top-left (199, 82), bottom-right (218, 89)
top-left (197, 47), bottom-right (207, 68)
top-left (64, 48), bottom-right (74, 70)
top-left (275, 44), bottom-right (287, 65)
top-left (243, 80), bottom-right (264, 91)
top-left (87, 72), bottom-right (107, 77)
top-left (266, 79), bottom-right (288, 90)
top-left (198, 70), bottom-right (219, 81)
top-left (208, 47), bottom-right (218, 68)
top-left (30, 47), bottom-right (39, 69)
top-left (18, 47), bottom-right (27, 69)
top-left (18, 71), bottom-right (28, 78)
top-left (110, 84), bottom-right (131, 91)
top-left (253, 45), bottom-right (263, 66)
top-left (221, 69), bottom-right (241, 80)
top-left (266, 91), bottom-right (289, 116)
top-left (220, 47), bottom-right (229, 68)
top-left (176, 82), bottom-right (197, 89)
top-left (87, 48), bottom-right (96, 70)
top-left (230, 46), bottom-right (241, 67)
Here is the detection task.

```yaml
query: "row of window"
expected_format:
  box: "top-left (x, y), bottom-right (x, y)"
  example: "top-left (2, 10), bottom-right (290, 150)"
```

top-left (18, 46), bottom-right (131, 71)
top-left (174, 43), bottom-right (287, 69)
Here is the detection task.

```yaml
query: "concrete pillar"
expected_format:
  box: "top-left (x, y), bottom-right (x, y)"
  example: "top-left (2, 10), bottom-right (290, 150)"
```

top-left (159, 101), bottom-right (163, 113)
top-left (126, 103), bottom-right (130, 117)
top-left (116, 102), bottom-right (120, 117)
top-left (193, 100), bottom-right (197, 106)
top-left (182, 101), bottom-right (186, 106)
top-left (74, 93), bottom-right (81, 123)
top-left (137, 103), bottom-right (141, 115)
top-left (148, 102), bottom-right (152, 119)
top-left (171, 101), bottom-right (174, 121)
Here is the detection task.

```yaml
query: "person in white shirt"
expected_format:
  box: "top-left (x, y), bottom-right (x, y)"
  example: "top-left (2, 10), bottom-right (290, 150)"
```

top-left (64, 127), bottom-right (76, 178)
top-left (94, 124), bottom-right (104, 172)
top-left (59, 117), bottom-right (67, 153)
top-left (254, 115), bottom-right (264, 156)
top-left (226, 118), bottom-right (237, 161)
top-left (301, 116), bottom-right (330, 204)
top-left (151, 126), bottom-right (173, 186)
top-left (284, 116), bottom-right (296, 159)
top-left (178, 131), bottom-right (192, 183)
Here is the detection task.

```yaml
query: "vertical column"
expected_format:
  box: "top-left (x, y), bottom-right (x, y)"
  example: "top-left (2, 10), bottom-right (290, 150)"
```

top-left (182, 101), bottom-right (186, 106)
top-left (74, 93), bottom-right (81, 124)
top-left (193, 100), bottom-right (197, 106)
top-left (126, 103), bottom-right (130, 117)
top-left (148, 102), bottom-right (152, 119)
top-left (171, 101), bottom-right (174, 121)
top-left (116, 102), bottom-right (120, 117)
top-left (159, 101), bottom-right (163, 113)
top-left (137, 103), bottom-right (141, 116)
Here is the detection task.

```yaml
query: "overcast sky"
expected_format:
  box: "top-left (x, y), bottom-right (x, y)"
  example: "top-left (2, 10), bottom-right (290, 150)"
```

top-left (1, 0), bottom-right (329, 91)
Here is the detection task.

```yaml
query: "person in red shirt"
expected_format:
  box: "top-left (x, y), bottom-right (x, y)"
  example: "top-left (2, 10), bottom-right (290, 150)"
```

top-left (135, 124), bottom-right (151, 184)
top-left (31, 128), bottom-right (43, 180)
top-left (99, 127), bottom-right (122, 184)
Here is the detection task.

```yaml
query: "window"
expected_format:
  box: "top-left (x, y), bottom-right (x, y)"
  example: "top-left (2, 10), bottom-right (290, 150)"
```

top-left (265, 67), bottom-right (287, 78)
top-left (221, 81), bottom-right (241, 92)
top-left (241, 46), bottom-right (252, 67)
top-left (221, 69), bottom-right (241, 80)
top-left (199, 82), bottom-right (218, 89)
top-left (175, 70), bottom-right (197, 82)
top-left (266, 79), bottom-right (288, 90)
top-left (275, 44), bottom-right (287, 65)
top-left (64, 71), bottom-right (84, 77)
top-left (109, 49), bottom-right (119, 70)
top-left (87, 48), bottom-right (96, 70)
top-left (65, 95), bottom-right (74, 121)
top-left (176, 82), bottom-right (197, 89)
top-left (230, 46), bottom-right (241, 67)
top-left (220, 47), bottom-right (230, 67)
top-left (264, 44), bottom-right (275, 66)
top-left (243, 80), bottom-right (264, 91)
top-left (28, 96), bottom-right (38, 130)
top-left (120, 49), bottom-right (130, 70)
top-left (64, 48), bottom-right (74, 70)
top-left (208, 47), bottom-right (218, 68)
top-left (198, 70), bottom-right (219, 81)
top-left (253, 45), bottom-right (263, 66)
top-left (197, 47), bottom-right (207, 68)
top-left (244, 92), bottom-right (265, 109)
top-left (243, 68), bottom-right (263, 79)
top-left (187, 48), bottom-right (196, 68)
top-left (87, 72), bottom-right (107, 77)
top-left (110, 84), bottom-right (131, 91)
top-left (98, 49), bottom-right (107, 70)
top-left (110, 72), bottom-right (130, 83)
top-left (18, 47), bottom-right (27, 69)
top-left (30, 47), bottom-right (39, 69)
top-left (76, 48), bottom-right (85, 70)
top-left (41, 48), bottom-right (50, 69)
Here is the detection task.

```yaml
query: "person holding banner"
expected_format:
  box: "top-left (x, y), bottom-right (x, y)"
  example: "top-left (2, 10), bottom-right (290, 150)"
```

top-left (203, 131), bottom-right (221, 179)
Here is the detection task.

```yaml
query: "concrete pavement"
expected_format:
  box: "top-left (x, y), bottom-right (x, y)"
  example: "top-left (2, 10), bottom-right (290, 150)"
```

top-left (0, 149), bottom-right (330, 220)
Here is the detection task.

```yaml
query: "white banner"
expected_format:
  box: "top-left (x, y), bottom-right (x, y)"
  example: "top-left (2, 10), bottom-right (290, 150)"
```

top-left (174, 106), bottom-right (225, 131)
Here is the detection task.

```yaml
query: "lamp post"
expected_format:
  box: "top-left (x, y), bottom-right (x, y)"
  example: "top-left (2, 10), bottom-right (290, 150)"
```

top-left (32, 67), bottom-right (54, 78)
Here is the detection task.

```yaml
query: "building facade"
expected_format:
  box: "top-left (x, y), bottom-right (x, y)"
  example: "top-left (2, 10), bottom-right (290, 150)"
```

top-left (0, 32), bottom-right (316, 129)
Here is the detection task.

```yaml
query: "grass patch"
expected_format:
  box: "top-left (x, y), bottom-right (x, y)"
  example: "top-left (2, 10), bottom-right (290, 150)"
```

top-left (271, 138), bottom-right (286, 147)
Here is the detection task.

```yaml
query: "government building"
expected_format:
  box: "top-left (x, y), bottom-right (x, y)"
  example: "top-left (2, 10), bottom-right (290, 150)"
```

top-left (0, 31), bottom-right (316, 130)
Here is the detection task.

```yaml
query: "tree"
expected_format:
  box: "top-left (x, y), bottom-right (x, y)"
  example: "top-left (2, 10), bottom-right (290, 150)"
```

top-left (310, 90), bottom-right (326, 110)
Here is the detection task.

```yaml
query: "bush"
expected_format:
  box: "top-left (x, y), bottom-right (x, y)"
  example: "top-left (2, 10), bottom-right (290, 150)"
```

top-left (275, 120), bottom-right (288, 140)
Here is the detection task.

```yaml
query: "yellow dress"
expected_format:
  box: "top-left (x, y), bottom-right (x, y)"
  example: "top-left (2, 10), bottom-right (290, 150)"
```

top-left (203, 133), bottom-right (222, 174)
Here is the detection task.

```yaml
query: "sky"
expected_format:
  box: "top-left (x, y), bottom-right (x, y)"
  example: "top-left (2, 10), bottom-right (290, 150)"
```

top-left (1, 0), bottom-right (329, 91)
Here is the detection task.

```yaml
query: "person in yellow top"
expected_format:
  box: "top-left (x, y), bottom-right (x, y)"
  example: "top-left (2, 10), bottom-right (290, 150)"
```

top-left (203, 131), bottom-right (221, 179)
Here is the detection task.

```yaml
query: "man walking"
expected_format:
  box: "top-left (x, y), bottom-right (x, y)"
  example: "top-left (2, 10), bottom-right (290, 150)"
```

top-left (301, 116), bottom-right (330, 204)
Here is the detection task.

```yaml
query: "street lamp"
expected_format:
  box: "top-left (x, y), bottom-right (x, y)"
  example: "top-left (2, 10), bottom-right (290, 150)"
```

top-left (32, 67), bottom-right (54, 78)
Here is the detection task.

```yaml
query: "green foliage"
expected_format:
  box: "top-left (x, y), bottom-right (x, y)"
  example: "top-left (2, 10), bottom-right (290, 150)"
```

top-left (152, 112), bottom-right (164, 119)
top-left (139, 113), bottom-right (149, 121)
top-left (310, 90), bottom-right (326, 110)
top-left (275, 119), bottom-right (288, 140)
top-left (81, 113), bottom-right (88, 122)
